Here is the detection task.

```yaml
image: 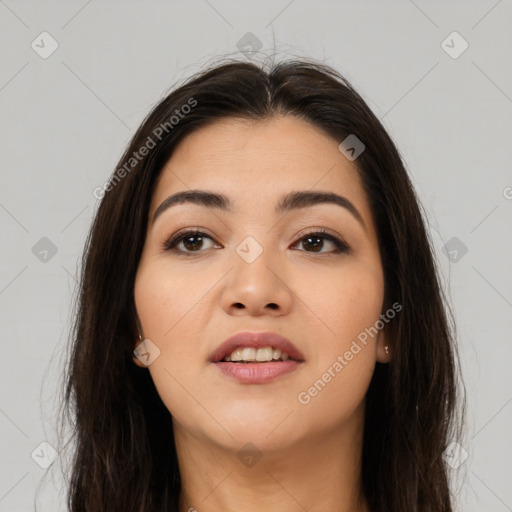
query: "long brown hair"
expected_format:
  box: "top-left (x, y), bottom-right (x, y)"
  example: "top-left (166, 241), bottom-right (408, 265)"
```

top-left (55, 56), bottom-right (464, 511)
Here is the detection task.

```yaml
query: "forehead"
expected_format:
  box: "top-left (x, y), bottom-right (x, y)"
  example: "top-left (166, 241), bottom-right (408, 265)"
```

top-left (151, 115), bottom-right (367, 215)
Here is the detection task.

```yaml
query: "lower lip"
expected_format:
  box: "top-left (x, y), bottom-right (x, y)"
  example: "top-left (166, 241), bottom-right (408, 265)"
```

top-left (213, 360), bottom-right (301, 384)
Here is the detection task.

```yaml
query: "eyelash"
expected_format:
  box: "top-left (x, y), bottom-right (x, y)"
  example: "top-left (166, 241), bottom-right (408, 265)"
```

top-left (162, 228), bottom-right (349, 255)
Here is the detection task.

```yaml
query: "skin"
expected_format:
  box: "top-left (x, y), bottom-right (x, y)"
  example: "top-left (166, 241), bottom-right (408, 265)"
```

top-left (133, 115), bottom-right (391, 512)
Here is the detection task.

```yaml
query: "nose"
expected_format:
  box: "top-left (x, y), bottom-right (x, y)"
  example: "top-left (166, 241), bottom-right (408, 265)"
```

top-left (220, 242), bottom-right (293, 317)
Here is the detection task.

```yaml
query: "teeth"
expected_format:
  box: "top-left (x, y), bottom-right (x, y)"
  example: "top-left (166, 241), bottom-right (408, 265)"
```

top-left (242, 347), bottom-right (256, 361)
top-left (256, 347), bottom-right (273, 361)
top-left (223, 346), bottom-right (291, 363)
top-left (230, 348), bottom-right (243, 362)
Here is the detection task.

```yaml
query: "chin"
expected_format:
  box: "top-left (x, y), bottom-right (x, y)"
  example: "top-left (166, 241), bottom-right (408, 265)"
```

top-left (217, 404), bottom-right (303, 443)
top-left (217, 422), bottom-right (305, 455)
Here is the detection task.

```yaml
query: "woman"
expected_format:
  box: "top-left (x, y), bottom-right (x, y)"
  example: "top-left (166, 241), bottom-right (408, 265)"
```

top-left (57, 57), bottom-right (464, 511)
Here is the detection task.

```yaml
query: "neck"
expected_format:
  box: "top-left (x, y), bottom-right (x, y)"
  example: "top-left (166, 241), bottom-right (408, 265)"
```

top-left (174, 411), bottom-right (369, 512)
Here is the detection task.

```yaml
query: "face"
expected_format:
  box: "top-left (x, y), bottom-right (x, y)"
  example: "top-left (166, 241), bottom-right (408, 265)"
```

top-left (133, 115), bottom-right (390, 451)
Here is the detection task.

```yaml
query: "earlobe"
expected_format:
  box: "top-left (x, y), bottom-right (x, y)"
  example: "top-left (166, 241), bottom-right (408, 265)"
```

top-left (133, 354), bottom-right (147, 368)
top-left (376, 336), bottom-right (392, 363)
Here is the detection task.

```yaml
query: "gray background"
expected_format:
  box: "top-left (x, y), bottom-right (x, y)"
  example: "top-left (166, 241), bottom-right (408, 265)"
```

top-left (1, 1), bottom-right (511, 511)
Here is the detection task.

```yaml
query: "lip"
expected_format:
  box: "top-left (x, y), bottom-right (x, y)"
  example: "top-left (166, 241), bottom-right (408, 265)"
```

top-left (214, 360), bottom-right (301, 384)
top-left (210, 331), bottom-right (305, 384)
top-left (209, 331), bottom-right (305, 363)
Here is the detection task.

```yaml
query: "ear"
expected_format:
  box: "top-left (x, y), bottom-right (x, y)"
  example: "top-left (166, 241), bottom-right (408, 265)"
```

top-left (133, 337), bottom-right (147, 368)
top-left (376, 330), bottom-right (391, 364)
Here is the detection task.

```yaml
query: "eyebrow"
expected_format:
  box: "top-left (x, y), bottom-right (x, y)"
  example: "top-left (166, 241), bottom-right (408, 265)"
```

top-left (152, 189), bottom-right (365, 229)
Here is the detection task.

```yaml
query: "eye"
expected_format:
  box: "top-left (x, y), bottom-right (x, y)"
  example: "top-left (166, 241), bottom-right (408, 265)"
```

top-left (162, 229), bottom-right (218, 254)
top-left (292, 229), bottom-right (349, 254)
top-left (162, 228), bottom-right (349, 255)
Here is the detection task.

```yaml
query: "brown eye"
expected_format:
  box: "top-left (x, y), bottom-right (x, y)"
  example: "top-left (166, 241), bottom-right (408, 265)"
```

top-left (292, 230), bottom-right (349, 254)
top-left (162, 229), bottom-right (349, 255)
top-left (163, 230), bottom-right (217, 253)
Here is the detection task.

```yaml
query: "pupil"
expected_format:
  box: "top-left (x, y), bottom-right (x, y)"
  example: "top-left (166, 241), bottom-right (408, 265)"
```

top-left (184, 235), bottom-right (202, 251)
top-left (305, 236), bottom-right (322, 252)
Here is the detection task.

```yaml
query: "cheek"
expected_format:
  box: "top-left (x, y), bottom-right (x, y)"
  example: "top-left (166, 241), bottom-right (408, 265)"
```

top-left (296, 349), bottom-right (375, 430)
top-left (298, 260), bottom-right (384, 350)
top-left (293, 262), bottom-right (383, 411)
top-left (134, 259), bottom-right (212, 340)
top-left (134, 258), bottom-right (221, 412)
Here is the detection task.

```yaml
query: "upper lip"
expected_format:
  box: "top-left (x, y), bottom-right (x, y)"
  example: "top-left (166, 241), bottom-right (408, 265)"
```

top-left (210, 332), bottom-right (305, 363)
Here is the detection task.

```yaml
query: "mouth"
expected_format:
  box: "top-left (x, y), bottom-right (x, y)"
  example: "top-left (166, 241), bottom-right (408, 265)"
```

top-left (210, 331), bottom-right (305, 363)
top-left (222, 346), bottom-right (294, 363)
top-left (210, 332), bottom-right (305, 384)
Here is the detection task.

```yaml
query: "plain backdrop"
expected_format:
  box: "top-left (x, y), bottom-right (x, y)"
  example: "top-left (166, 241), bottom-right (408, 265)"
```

top-left (1, 1), bottom-right (511, 511)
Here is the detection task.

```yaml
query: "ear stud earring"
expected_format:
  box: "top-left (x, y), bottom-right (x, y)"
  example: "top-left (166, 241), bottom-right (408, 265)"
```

top-left (384, 345), bottom-right (389, 355)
